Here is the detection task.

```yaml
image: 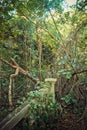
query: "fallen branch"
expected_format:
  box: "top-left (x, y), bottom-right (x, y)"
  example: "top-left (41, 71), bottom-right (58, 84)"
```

top-left (0, 58), bottom-right (38, 106)
top-left (0, 58), bottom-right (38, 83)
top-left (0, 58), bottom-right (15, 68)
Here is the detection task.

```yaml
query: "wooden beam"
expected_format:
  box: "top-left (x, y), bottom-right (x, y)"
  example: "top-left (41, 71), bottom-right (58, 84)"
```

top-left (0, 101), bottom-right (30, 130)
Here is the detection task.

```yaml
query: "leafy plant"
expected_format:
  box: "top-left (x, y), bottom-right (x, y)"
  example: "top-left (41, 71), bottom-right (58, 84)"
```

top-left (26, 91), bottom-right (61, 130)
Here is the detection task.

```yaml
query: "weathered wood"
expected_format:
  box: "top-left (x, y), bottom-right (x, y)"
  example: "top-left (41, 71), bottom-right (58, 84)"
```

top-left (0, 101), bottom-right (30, 130)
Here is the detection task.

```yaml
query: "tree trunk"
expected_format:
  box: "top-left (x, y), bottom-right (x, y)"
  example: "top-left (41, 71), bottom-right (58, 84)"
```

top-left (38, 38), bottom-right (42, 80)
top-left (0, 48), bottom-right (2, 99)
top-left (36, 21), bottom-right (42, 80)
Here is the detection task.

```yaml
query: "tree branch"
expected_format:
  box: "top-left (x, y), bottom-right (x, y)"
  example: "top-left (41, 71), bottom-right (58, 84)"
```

top-left (47, 7), bottom-right (62, 41)
top-left (0, 58), bottom-right (38, 83)
top-left (8, 68), bottom-right (19, 106)
top-left (72, 69), bottom-right (87, 76)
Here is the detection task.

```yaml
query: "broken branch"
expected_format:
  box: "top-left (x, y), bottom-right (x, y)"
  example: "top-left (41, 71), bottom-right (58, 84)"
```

top-left (0, 58), bottom-right (38, 83)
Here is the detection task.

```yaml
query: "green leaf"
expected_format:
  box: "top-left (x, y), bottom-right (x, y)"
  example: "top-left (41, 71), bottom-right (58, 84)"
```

top-left (66, 72), bottom-right (72, 79)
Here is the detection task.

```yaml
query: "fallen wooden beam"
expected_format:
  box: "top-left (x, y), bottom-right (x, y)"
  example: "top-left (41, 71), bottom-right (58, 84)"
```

top-left (0, 101), bottom-right (30, 130)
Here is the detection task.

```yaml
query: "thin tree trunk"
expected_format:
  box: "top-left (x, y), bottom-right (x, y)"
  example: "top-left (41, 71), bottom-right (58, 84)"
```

top-left (36, 21), bottom-right (42, 80)
top-left (0, 48), bottom-right (2, 99)
top-left (38, 37), bottom-right (42, 80)
top-left (24, 30), bottom-right (29, 96)
top-left (8, 68), bottom-right (19, 107)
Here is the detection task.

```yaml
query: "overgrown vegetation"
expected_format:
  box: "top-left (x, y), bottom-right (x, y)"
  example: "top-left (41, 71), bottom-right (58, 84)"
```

top-left (0, 0), bottom-right (87, 129)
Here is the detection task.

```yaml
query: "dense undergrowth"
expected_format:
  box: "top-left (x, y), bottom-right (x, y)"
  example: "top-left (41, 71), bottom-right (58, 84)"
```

top-left (13, 89), bottom-right (87, 130)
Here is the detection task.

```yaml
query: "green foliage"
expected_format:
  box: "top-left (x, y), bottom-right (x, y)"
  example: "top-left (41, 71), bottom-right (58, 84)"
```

top-left (0, 0), bottom-right (87, 129)
top-left (76, 0), bottom-right (87, 12)
top-left (26, 91), bottom-right (61, 130)
top-left (61, 95), bottom-right (72, 104)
